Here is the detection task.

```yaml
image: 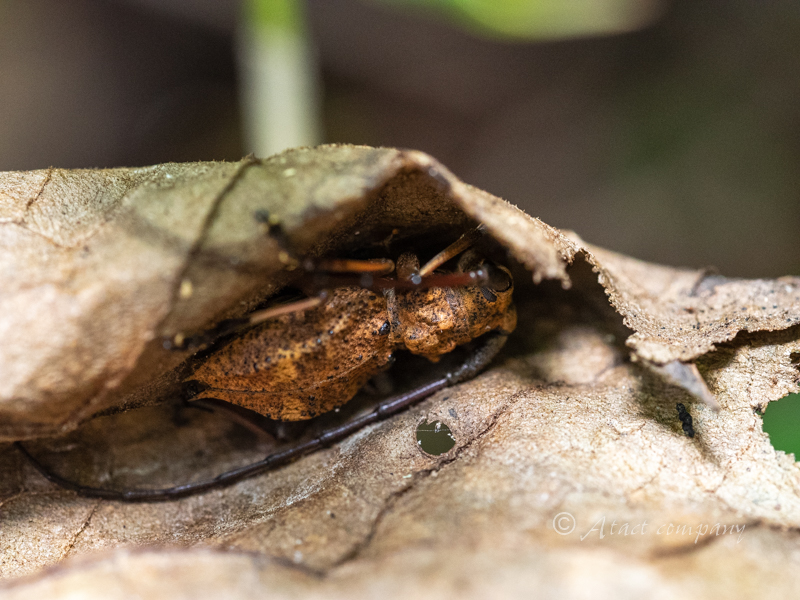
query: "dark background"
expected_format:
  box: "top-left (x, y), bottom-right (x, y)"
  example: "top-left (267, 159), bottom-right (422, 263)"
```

top-left (2, 0), bottom-right (799, 278)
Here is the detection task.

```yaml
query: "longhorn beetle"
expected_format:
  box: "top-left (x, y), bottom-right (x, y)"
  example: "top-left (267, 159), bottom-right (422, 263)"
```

top-left (17, 226), bottom-right (517, 501)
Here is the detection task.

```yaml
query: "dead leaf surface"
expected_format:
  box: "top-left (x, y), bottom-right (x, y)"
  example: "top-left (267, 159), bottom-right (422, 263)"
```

top-left (1, 145), bottom-right (800, 598)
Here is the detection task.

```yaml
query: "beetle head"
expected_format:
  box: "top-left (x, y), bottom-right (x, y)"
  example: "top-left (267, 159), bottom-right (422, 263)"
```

top-left (390, 249), bottom-right (516, 359)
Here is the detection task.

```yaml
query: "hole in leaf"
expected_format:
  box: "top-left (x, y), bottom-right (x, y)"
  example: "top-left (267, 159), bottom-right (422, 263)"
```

top-left (416, 420), bottom-right (456, 456)
top-left (762, 393), bottom-right (800, 458)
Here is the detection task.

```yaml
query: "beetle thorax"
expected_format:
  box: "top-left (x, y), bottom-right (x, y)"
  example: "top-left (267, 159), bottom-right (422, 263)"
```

top-left (385, 283), bottom-right (516, 361)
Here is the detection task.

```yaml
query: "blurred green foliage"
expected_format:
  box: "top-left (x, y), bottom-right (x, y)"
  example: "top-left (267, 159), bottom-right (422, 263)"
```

top-left (373, 0), bottom-right (663, 39)
top-left (246, 0), bottom-right (663, 39)
top-left (762, 393), bottom-right (800, 459)
top-left (246, 0), bottom-right (306, 33)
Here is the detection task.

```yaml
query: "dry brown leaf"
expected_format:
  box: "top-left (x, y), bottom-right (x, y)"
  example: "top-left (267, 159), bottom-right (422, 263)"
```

top-left (2, 145), bottom-right (800, 598)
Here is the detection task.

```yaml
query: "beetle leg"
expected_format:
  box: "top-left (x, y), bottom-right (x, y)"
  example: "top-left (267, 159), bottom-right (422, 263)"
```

top-left (14, 333), bottom-right (507, 502)
top-left (444, 332), bottom-right (508, 384)
top-left (168, 238), bottom-right (489, 351)
top-left (306, 257), bottom-right (395, 275)
top-left (165, 292), bottom-right (330, 350)
top-left (297, 270), bottom-right (491, 295)
top-left (187, 398), bottom-right (278, 438)
top-left (245, 294), bottom-right (326, 326)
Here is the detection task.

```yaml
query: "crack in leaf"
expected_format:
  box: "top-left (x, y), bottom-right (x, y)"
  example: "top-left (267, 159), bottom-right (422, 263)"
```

top-left (23, 168), bottom-right (53, 213)
top-left (59, 500), bottom-right (100, 562)
top-left (327, 388), bottom-right (529, 571)
top-left (164, 157), bottom-right (259, 315)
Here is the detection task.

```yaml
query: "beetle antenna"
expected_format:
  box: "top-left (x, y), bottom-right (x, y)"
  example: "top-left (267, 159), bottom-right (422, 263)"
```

top-left (246, 294), bottom-right (326, 326)
top-left (419, 225), bottom-right (485, 276)
top-left (14, 333), bottom-right (507, 502)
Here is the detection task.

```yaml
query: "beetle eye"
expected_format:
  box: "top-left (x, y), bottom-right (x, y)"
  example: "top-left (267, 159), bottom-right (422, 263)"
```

top-left (484, 262), bottom-right (512, 293)
top-left (479, 287), bottom-right (497, 302)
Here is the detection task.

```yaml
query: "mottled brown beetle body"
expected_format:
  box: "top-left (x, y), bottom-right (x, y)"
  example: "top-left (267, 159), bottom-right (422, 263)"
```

top-left (16, 236), bottom-right (520, 501)
top-left (190, 254), bottom-right (516, 420)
